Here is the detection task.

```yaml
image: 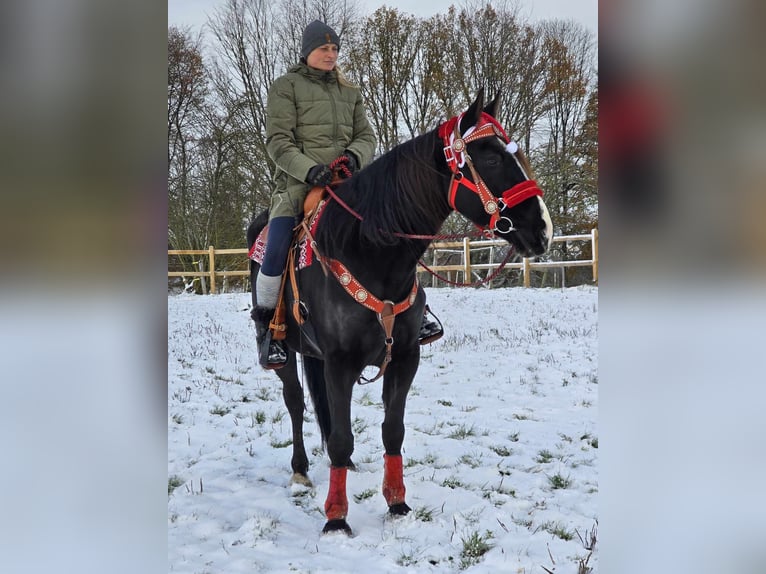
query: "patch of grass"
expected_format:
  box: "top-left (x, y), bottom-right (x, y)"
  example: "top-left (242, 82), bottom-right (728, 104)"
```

top-left (447, 424), bottom-right (476, 439)
top-left (512, 413), bottom-right (529, 421)
top-left (352, 416), bottom-right (368, 434)
top-left (578, 552), bottom-right (594, 574)
top-left (459, 530), bottom-right (494, 569)
top-left (254, 387), bottom-right (274, 401)
top-left (251, 411), bottom-right (266, 426)
top-left (271, 410), bottom-right (285, 424)
top-left (172, 386), bottom-right (192, 403)
top-left (513, 516), bottom-right (533, 529)
top-left (406, 453), bottom-right (438, 468)
top-left (441, 476), bottom-right (465, 489)
top-left (415, 506), bottom-right (436, 522)
top-left (590, 437), bottom-right (598, 448)
top-left (396, 552), bottom-right (417, 567)
top-left (355, 391), bottom-right (377, 406)
top-left (353, 488), bottom-right (376, 503)
top-left (458, 453), bottom-right (483, 468)
top-left (168, 475), bottom-right (184, 495)
top-left (576, 521), bottom-right (598, 551)
top-left (270, 437), bottom-right (293, 448)
top-left (210, 405), bottom-right (231, 416)
top-left (536, 449), bottom-right (554, 464)
top-left (437, 399), bottom-right (453, 407)
top-left (415, 421), bottom-right (445, 436)
top-left (171, 413), bottom-right (184, 424)
top-left (252, 512), bottom-right (280, 541)
top-left (508, 432), bottom-right (520, 442)
top-left (548, 473), bottom-right (573, 489)
top-left (540, 520), bottom-right (574, 541)
top-left (489, 445), bottom-right (512, 457)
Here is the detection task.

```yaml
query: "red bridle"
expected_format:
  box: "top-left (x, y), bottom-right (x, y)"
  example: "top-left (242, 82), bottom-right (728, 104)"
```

top-left (438, 112), bottom-right (543, 235)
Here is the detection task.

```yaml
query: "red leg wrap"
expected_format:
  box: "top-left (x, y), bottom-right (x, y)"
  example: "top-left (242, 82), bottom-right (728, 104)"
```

top-left (324, 466), bottom-right (348, 521)
top-left (382, 454), bottom-right (406, 506)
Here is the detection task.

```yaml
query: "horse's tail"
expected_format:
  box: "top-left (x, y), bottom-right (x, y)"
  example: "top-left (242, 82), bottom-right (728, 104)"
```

top-left (246, 209), bottom-right (270, 271)
top-left (302, 356), bottom-right (331, 449)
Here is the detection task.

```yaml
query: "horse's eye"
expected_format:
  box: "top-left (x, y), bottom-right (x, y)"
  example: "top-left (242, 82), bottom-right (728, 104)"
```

top-left (485, 155), bottom-right (500, 166)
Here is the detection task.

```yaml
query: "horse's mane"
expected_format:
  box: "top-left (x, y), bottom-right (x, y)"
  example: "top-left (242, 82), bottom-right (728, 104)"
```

top-left (315, 129), bottom-right (451, 258)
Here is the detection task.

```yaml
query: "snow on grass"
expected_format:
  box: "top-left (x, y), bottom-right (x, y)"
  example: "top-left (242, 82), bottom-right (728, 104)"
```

top-left (168, 286), bottom-right (598, 573)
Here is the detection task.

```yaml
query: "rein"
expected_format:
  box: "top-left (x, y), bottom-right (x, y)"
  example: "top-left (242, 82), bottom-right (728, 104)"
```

top-left (418, 244), bottom-right (517, 287)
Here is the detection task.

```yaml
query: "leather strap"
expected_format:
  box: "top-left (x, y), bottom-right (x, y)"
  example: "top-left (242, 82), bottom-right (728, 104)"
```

top-left (327, 259), bottom-right (418, 315)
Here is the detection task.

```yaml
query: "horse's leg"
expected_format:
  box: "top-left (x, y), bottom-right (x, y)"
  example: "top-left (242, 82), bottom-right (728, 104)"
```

top-left (380, 347), bottom-right (419, 516)
top-left (275, 352), bottom-right (311, 487)
top-left (321, 361), bottom-right (356, 535)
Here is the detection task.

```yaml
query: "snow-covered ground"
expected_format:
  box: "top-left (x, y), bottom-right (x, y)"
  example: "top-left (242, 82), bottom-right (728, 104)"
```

top-left (168, 286), bottom-right (598, 573)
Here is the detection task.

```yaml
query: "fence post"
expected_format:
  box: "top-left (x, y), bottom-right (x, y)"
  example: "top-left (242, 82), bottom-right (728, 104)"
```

top-left (523, 257), bottom-right (531, 287)
top-left (432, 247), bottom-right (438, 288)
top-left (463, 237), bottom-right (471, 283)
top-left (591, 228), bottom-right (599, 284)
top-left (208, 246), bottom-right (217, 294)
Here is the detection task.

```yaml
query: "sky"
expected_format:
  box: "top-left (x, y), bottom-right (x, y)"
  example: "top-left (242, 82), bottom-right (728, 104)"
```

top-left (168, 0), bottom-right (597, 36)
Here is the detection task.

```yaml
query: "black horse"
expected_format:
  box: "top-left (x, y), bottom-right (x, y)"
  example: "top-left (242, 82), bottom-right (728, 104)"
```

top-left (246, 90), bottom-right (552, 535)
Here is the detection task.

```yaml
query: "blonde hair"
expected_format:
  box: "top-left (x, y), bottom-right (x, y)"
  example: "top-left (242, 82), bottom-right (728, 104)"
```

top-left (334, 66), bottom-right (357, 88)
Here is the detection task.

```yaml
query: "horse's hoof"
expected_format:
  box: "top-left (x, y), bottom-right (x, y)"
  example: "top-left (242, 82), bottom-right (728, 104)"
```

top-left (289, 472), bottom-right (313, 488)
top-left (388, 502), bottom-right (411, 516)
top-left (322, 519), bottom-right (352, 536)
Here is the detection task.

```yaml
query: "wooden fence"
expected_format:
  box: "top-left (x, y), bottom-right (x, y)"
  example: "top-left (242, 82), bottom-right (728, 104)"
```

top-left (168, 229), bottom-right (598, 294)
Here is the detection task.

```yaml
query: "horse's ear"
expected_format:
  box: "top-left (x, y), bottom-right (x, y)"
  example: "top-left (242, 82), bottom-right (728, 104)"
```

top-left (483, 92), bottom-right (501, 118)
top-left (460, 88), bottom-right (485, 132)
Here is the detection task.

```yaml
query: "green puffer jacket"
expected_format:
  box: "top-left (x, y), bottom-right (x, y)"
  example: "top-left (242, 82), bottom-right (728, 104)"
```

top-left (265, 63), bottom-right (377, 218)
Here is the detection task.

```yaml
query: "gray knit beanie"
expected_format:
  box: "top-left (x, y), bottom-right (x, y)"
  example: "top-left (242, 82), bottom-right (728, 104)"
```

top-left (300, 20), bottom-right (340, 61)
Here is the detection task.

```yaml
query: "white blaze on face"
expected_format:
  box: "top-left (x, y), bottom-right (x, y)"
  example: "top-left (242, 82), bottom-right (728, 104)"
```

top-left (538, 196), bottom-right (553, 251)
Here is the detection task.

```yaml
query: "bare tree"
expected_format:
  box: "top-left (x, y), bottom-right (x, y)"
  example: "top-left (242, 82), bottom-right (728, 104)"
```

top-left (535, 19), bottom-right (596, 235)
top-left (207, 0), bottom-right (279, 186)
top-left (344, 7), bottom-right (420, 153)
top-left (168, 27), bottom-right (208, 193)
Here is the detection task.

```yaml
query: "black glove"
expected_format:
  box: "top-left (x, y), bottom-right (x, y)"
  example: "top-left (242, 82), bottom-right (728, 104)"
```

top-left (336, 150), bottom-right (359, 180)
top-left (306, 164), bottom-right (333, 187)
top-left (342, 150), bottom-right (359, 174)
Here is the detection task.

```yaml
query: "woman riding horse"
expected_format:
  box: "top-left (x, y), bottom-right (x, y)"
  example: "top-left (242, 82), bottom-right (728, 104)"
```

top-left (253, 20), bottom-right (442, 369)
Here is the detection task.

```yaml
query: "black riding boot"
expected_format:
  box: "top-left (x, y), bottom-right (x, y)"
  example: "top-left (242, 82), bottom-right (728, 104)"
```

top-left (251, 306), bottom-right (287, 369)
top-left (418, 305), bottom-right (444, 345)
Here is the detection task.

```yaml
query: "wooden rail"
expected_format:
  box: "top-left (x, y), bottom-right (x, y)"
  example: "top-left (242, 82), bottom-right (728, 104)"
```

top-left (168, 229), bottom-right (598, 293)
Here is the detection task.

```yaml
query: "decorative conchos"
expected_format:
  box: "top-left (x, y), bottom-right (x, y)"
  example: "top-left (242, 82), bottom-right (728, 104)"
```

top-left (355, 289), bottom-right (368, 302)
top-left (452, 138), bottom-right (465, 152)
top-left (340, 273), bottom-right (351, 286)
top-left (486, 201), bottom-right (498, 214)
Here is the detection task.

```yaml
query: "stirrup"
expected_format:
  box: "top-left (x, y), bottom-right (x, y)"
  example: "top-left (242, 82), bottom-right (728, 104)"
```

top-left (259, 334), bottom-right (287, 370)
top-left (418, 305), bottom-right (444, 345)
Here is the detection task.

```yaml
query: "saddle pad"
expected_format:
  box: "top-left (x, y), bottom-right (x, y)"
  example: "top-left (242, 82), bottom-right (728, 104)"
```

top-left (247, 200), bottom-right (328, 270)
